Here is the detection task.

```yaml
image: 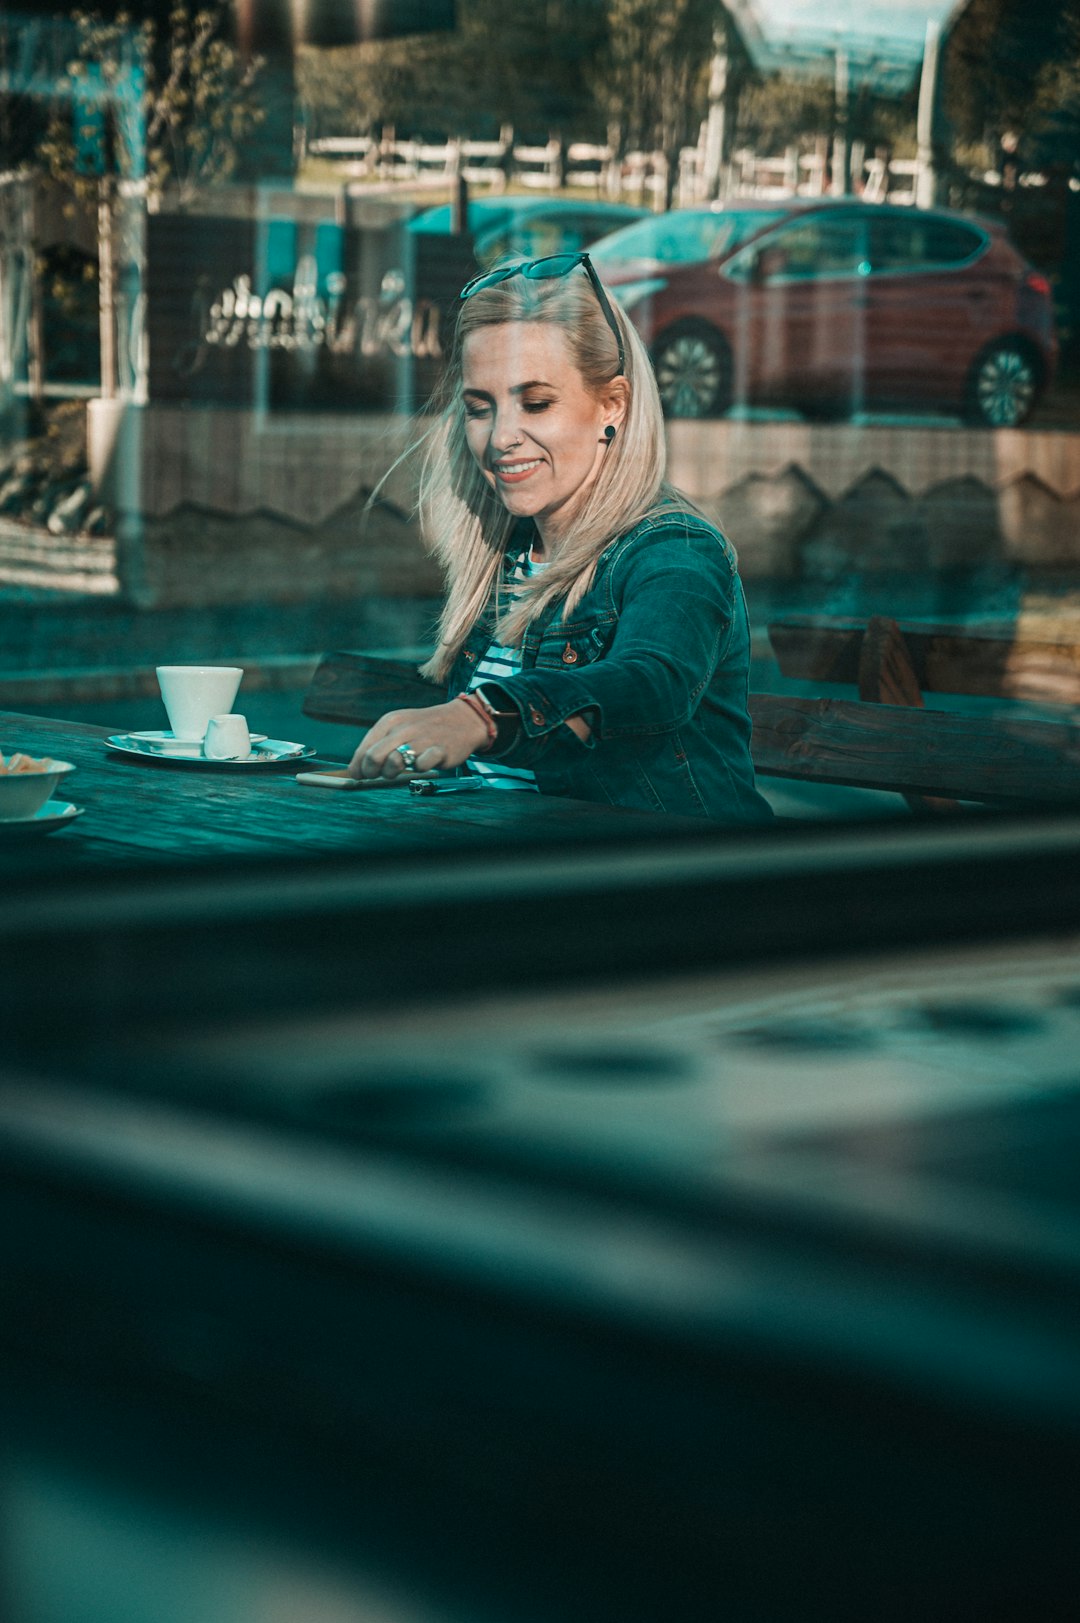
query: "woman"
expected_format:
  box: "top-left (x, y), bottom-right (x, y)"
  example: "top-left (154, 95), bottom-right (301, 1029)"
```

top-left (349, 252), bottom-right (772, 825)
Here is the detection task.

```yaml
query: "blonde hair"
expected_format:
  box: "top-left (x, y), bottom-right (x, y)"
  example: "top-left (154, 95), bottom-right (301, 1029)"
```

top-left (415, 270), bottom-right (672, 683)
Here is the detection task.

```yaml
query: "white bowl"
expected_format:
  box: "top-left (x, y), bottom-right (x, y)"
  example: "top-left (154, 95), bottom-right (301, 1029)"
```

top-left (0, 759), bottom-right (77, 820)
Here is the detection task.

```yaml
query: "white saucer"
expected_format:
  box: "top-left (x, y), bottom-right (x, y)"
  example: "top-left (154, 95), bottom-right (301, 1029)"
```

top-left (0, 800), bottom-right (83, 838)
top-left (105, 735), bottom-right (315, 768)
top-left (125, 730), bottom-right (268, 756)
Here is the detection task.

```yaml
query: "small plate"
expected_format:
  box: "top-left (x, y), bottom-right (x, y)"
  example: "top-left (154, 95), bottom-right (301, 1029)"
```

top-left (124, 730), bottom-right (268, 756)
top-left (105, 735), bottom-right (315, 769)
top-left (0, 800), bottom-right (83, 838)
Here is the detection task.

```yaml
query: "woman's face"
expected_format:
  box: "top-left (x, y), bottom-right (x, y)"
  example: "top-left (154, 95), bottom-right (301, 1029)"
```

top-left (461, 321), bottom-right (623, 547)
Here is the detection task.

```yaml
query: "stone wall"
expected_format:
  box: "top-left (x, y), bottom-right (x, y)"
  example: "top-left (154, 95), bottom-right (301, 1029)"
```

top-left (87, 402), bottom-right (1080, 611)
top-left (89, 401), bottom-right (438, 609)
top-left (667, 420), bottom-right (1080, 581)
top-left (114, 494), bottom-right (441, 611)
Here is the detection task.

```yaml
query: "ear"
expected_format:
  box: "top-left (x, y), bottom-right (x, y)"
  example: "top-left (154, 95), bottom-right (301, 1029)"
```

top-left (600, 375), bottom-right (630, 434)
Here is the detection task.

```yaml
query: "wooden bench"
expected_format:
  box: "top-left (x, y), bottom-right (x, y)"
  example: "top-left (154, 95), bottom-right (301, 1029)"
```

top-left (304, 644), bottom-right (1080, 812)
top-left (767, 612), bottom-right (1080, 811)
top-left (746, 693), bottom-right (1080, 806)
top-left (768, 614), bottom-right (1080, 708)
top-left (304, 647), bottom-right (441, 727)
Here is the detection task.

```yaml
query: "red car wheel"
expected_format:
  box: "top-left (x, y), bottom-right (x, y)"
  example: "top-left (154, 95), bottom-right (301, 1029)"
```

top-left (650, 321), bottom-right (732, 418)
top-left (969, 341), bottom-right (1041, 428)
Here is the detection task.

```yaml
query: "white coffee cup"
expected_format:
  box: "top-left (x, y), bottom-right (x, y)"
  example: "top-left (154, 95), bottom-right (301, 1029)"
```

top-left (156, 666), bottom-right (243, 741)
top-left (203, 713), bottom-right (252, 760)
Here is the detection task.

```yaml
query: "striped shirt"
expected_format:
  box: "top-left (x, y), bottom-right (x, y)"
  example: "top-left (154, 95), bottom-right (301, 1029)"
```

top-left (465, 549), bottom-right (543, 792)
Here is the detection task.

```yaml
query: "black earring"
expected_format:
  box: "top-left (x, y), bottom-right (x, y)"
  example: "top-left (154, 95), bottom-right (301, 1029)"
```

top-left (603, 425), bottom-right (616, 443)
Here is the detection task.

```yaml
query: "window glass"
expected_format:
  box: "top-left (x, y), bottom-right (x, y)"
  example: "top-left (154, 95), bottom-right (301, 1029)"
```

top-left (1, 0), bottom-right (1078, 874)
top-left (760, 212), bottom-right (866, 278)
top-left (591, 209), bottom-right (785, 266)
top-left (4, 17), bottom-right (1080, 1597)
top-left (869, 214), bottom-right (986, 271)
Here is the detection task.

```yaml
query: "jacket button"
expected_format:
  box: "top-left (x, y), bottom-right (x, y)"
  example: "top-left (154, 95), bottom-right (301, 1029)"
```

top-left (561, 642), bottom-right (578, 664)
top-left (529, 707), bottom-right (545, 726)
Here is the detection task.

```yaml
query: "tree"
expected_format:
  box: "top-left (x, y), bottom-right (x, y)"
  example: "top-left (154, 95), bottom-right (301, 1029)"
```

top-left (41, 5), bottom-right (266, 210)
top-left (1027, 2), bottom-right (1080, 172)
top-left (296, 44), bottom-right (376, 143)
top-left (944, 0), bottom-right (1064, 153)
top-left (297, 0), bottom-right (606, 143)
top-left (942, 0), bottom-right (1080, 349)
top-left (590, 0), bottom-right (721, 200)
top-left (38, 5), bottom-right (266, 397)
top-left (732, 74), bottom-right (834, 156)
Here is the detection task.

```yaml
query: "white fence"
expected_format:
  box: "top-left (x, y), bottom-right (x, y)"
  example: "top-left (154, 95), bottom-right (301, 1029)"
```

top-left (307, 130), bottom-right (679, 207)
top-left (718, 147), bottom-right (921, 207)
top-left (306, 126), bottom-right (929, 209)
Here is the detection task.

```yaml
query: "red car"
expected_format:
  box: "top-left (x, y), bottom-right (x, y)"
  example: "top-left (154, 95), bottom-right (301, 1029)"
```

top-left (593, 199), bottom-right (1057, 426)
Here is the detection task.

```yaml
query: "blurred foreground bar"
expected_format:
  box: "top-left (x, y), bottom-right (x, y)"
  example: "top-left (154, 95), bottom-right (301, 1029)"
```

top-left (2, 816), bottom-right (1080, 1619)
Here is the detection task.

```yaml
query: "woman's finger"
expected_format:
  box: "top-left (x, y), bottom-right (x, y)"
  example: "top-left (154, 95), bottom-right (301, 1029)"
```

top-left (348, 702), bottom-right (479, 780)
top-left (380, 743), bottom-right (414, 778)
top-left (350, 738), bottom-right (400, 779)
top-left (383, 739), bottom-right (436, 778)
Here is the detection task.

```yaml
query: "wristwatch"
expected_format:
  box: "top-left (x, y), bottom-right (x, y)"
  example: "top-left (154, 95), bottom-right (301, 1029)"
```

top-left (473, 684), bottom-right (521, 755)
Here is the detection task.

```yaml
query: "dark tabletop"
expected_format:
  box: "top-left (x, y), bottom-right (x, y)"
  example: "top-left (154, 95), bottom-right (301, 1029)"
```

top-left (0, 711), bottom-right (704, 870)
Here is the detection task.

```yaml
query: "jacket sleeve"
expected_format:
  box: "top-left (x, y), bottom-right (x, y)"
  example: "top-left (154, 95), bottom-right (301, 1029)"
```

top-left (482, 526), bottom-right (739, 770)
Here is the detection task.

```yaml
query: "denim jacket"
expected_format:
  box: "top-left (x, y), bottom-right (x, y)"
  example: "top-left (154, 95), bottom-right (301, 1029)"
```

top-left (445, 509), bottom-right (773, 825)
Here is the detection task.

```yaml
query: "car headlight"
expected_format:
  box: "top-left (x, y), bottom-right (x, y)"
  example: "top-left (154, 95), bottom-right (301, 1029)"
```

top-left (608, 277), bottom-right (668, 312)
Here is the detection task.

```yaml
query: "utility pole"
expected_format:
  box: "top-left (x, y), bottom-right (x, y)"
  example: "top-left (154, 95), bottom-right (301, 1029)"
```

top-left (98, 177), bottom-right (116, 401)
top-left (831, 48), bottom-right (850, 196)
top-left (702, 27), bottom-right (731, 201)
top-left (916, 19), bottom-right (943, 208)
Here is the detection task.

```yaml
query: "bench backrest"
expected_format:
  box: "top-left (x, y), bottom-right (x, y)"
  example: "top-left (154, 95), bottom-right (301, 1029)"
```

top-left (769, 615), bottom-right (1080, 707)
top-left (304, 649), bottom-right (1080, 809)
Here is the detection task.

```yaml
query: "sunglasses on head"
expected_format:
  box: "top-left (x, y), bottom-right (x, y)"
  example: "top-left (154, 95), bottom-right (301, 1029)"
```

top-left (459, 251), bottom-right (625, 376)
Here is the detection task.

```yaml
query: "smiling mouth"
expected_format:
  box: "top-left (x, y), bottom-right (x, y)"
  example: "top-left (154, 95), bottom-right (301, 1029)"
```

top-left (492, 459), bottom-right (544, 481)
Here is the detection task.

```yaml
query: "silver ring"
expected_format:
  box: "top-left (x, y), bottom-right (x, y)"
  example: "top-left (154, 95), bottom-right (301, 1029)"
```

top-left (396, 744), bottom-right (418, 770)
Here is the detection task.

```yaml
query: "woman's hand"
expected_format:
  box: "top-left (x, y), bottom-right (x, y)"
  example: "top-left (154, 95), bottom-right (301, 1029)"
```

top-left (347, 701), bottom-right (491, 780)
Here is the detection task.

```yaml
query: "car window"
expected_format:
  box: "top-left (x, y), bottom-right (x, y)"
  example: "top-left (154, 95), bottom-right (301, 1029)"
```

top-left (476, 208), bottom-right (644, 267)
top-left (576, 211), bottom-right (636, 242)
top-left (591, 210), bottom-right (781, 265)
top-left (726, 213), bottom-right (868, 281)
top-left (478, 219), bottom-right (560, 265)
top-left (591, 212), bottom-right (717, 263)
top-left (410, 202), bottom-right (511, 236)
top-left (480, 214), bottom-right (588, 266)
top-left (868, 214), bottom-right (987, 272)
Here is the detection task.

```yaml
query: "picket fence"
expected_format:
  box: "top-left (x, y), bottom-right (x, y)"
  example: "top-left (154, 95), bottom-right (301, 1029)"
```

top-left (306, 127), bottom-right (926, 209)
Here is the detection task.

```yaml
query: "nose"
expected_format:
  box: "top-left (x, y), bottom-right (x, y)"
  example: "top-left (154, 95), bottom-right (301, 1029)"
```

top-left (490, 409), bottom-right (524, 453)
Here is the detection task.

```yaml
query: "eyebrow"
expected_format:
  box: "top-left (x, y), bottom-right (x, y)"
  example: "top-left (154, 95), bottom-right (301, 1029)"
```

top-left (461, 380), bottom-right (555, 398)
